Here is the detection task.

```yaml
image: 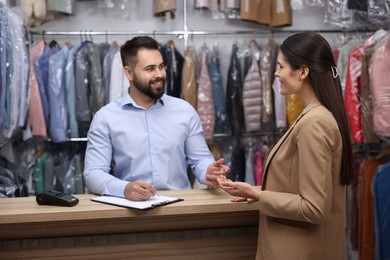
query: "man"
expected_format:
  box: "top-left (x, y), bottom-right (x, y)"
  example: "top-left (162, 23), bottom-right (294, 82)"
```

top-left (83, 36), bottom-right (229, 201)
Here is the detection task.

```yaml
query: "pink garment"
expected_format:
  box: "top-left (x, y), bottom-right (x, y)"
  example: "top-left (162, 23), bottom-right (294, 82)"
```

top-left (196, 45), bottom-right (215, 141)
top-left (344, 44), bottom-right (364, 143)
top-left (28, 41), bottom-right (47, 138)
top-left (369, 35), bottom-right (390, 138)
top-left (255, 147), bottom-right (263, 185)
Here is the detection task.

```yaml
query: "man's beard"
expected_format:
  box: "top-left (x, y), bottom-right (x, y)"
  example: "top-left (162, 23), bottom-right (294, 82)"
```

top-left (132, 75), bottom-right (165, 100)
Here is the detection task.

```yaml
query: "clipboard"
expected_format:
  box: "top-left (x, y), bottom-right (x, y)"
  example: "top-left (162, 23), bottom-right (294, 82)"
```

top-left (91, 194), bottom-right (184, 210)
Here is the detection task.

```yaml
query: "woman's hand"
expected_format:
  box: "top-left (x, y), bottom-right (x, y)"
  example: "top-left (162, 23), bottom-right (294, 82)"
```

top-left (217, 175), bottom-right (261, 202)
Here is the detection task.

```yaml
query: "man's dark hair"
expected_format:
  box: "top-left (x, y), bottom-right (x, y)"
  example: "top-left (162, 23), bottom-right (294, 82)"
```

top-left (120, 36), bottom-right (160, 69)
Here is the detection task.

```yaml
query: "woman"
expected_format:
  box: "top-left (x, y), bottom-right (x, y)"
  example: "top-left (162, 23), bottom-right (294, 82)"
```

top-left (217, 32), bottom-right (354, 260)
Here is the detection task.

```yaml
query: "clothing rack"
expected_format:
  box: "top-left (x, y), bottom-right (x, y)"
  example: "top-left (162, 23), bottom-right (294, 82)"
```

top-left (29, 28), bottom-right (382, 50)
top-left (30, 28), bottom-right (380, 37)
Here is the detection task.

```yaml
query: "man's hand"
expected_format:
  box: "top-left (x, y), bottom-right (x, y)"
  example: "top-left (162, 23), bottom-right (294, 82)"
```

top-left (124, 179), bottom-right (157, 201)
top-left (206, 158), bottom-right (230, 188)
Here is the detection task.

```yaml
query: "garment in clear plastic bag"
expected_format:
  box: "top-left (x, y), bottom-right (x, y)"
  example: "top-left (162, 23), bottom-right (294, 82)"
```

top-left (242, 40), bottom-right (262, 133)
top-left (324, 0), bottom-right (354, 28)
top-left (181, 46), bottom-right (197, 109)
top-left (368, 33), bottom-right (390, 138)
top-left (260, 38), bottom-right (278, 124)
top-left (196, 44), bottom-right (215, 141)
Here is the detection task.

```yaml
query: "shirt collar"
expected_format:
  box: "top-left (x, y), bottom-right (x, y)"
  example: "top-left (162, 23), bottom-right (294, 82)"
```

top-left (120, 91), bottom-right (166, 108)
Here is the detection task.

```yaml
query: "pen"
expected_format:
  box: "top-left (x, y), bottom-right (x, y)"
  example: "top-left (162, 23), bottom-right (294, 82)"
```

top-left (137, 178), bottom-right (160, 197)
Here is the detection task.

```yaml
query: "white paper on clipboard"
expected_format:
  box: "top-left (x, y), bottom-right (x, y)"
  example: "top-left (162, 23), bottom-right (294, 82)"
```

top-left (91, 194), bottom-right (183, 210)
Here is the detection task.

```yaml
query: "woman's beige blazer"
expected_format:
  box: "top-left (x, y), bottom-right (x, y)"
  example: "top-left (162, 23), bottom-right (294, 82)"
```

top-left (256, 103), bottom-right (346, 260)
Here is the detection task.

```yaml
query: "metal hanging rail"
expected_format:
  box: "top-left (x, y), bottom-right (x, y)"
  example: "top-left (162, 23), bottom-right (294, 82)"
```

top-left (29, 28), bottom-right (380, 37)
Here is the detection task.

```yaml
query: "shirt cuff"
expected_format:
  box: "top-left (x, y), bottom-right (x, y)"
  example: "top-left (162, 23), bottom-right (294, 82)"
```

top-left (103, 178), bottom-right (129, 198)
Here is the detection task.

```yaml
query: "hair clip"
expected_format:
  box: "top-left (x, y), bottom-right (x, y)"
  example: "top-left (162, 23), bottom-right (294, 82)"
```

top-left (331, 66), bottom-right (340, 79)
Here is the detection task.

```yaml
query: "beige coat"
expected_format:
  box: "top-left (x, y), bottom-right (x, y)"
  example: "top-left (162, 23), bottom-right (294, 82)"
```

top-left (257, 103), bottom-right (346, 260)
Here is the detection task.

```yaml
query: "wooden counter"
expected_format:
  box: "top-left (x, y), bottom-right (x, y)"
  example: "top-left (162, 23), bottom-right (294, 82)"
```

top-left (0, 188), bottom-right (259, 259)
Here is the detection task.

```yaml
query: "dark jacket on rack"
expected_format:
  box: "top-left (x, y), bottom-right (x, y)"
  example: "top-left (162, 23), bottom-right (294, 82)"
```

top-left (210, 44), bottom-right (229, 134)
top-left (74, 41), bottom-right (104, 137)
top-left (226, 42), bottom-right (245, 137)
top-left (160, 40), bottom-right (184, 98)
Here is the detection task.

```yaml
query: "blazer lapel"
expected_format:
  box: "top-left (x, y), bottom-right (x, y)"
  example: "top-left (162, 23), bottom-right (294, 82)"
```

top-left (261, 103), bottom-right (321, 189)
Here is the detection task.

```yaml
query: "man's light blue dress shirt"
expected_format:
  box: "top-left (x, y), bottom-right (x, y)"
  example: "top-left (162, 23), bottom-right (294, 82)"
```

top-left (83, 93), bottom-right (215, 197)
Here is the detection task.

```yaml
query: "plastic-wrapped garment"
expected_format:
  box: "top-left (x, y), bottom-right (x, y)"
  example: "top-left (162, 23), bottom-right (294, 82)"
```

top-left (270, 0), bottom-right (292, 27)
top-left (245, 142), bottom-right (256, 185)
top-left (1, 6), bottom-right (29, 145)
top-left (109, 50), bottom-right (129, 103)
top-left (292, 0), bottom-right (325, 9)
top-left (291, 0), bottom-right (304, 9)
top-left (154, 0), bottom-right (176, 19)
top-left (0, 5), bottom-right (14, 146)
top-left (368, 0), bottom-right (390, 22)
top-left (46, 0), bottom-right (75, 14)
top-left (74, 42), bottom-right (92, 137)
top-left (240, 0), bottom-right (271, 25)
top-left (226, 43), bottom-right (245, 137)
top-left (361, 46), bottom-right (380, 143)
top-left (19, 0), bottom-right (47, 27)
top-left (272, 71), bottom-right (287, 129)
top-left (74, 41), bottom-right (104, 137)
top-left (304, 0), bottom-right (325, 8)
top-left (210, 45), bottom-right (229, 134)
top-left (0, 156), bottom-right (29, 197)
top-left (368, 35), bottom-right (390, 138)
top-left (337, 38), bottom-right (360, 95)
top-left (324, 0), bottom-right (353, 28)
top-left (160, 40), bottom-right (184, 98)
top-left (66, 45), bottom-right (80, 139)
top-left (64, 153), bottom-right (84, 194)
top-left (226, 141), bottom-right (246, 182)
top-left (8, 8), bottom-right (29, 131)
top-left (242, 40), bottom-right (262, 133)
top-left (195, 0), bottom-right (211, 9)
top-left (373, 161), bottom-right (390, 260)
top-left (0, 140), bottom-right (34, 197)
top-left (43, 152), bottom-right (69, 192)
top-left (28, 41), bottom-right (47, 138)
top-left (196, 44), bottom-right (215, 141)
top-left (344, 44), bottom-right (364, 143)
top-left (219, 0), bottom-right (240, 18)
top-left (360, 29), bottom-right (387, 143)
top-left (0, 3), bottom-right (10, 131)
top-left (48, 46), bottom-right (69, 143)
top-left (255, 146), bottom-right (263, 185)
top-left (260, 38), bottom-right (278, 124)
top-left (35, 41), bottom-right (60, 135)
top-left (181, 45), bottom-right (197, 109)
top-left (6, 12), bottom-right (21, 141)
top-left (88, 42), bottom-right (104, 116)
top-left (285, 94), bottom-right (303, 126)
top-left (103, 42), bottom-right (119, 105)
top-left (348, 0), bottom-right (367, 11)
